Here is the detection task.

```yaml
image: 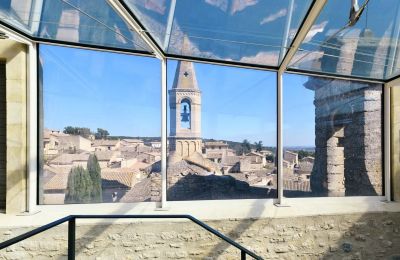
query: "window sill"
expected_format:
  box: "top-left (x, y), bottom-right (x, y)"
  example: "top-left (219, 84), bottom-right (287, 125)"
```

top-left (0, 196), bottom-right (399, 227)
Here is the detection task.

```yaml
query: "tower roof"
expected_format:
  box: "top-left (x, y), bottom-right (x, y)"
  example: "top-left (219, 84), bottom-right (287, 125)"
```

top-left (172, 61), bottom-right (199, 90)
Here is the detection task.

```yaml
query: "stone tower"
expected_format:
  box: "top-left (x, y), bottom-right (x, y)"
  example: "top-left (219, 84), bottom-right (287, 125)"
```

top-left (169, 61), bottom-right (202, 158)
top-left (306, 32), bottom-right (383, 196)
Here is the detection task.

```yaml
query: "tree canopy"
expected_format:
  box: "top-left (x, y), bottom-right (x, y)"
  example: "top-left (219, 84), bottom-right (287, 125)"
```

top-left (87, 154), bottom-right (102, 202)
top-left (254, 141), bottom-right (263, 152)
top-left (64, 166), bottom-right (92, 204)
top-left (63, 126), bottom-right (92, 139)
top-left (64, 155), bottom-right (103, 204)
top-left (95, 128), bottom-right (110, 140)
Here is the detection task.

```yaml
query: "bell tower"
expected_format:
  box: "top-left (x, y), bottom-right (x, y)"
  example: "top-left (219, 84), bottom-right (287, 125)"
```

top-left (169, 61), bottom-right (202, 157)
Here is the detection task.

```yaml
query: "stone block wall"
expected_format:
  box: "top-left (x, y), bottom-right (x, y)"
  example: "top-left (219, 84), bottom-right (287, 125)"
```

top-left (0, 212), bottom-right (399, 259)
top-left (0, 40), bottom-right (28, 214)
top-left (391, 87), bottom-right (400, 201)
top-left (308, 78), bottom-right (382, 196)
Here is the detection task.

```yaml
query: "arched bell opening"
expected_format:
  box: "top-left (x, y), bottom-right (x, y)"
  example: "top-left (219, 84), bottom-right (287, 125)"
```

top-left (180, 98), bottom-right (191, 129)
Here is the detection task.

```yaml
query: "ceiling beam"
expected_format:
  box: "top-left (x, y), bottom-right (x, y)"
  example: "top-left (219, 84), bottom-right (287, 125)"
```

top-left (278, 0), bottom-right (327, 74)
top-left (107, 0), bottom-right (165, 59)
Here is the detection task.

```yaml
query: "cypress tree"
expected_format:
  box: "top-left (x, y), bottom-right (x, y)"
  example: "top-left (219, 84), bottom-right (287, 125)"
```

top-left (65, 166), bottom-right (92, 204)
top-left (87, 154), bottom-right (103, 202)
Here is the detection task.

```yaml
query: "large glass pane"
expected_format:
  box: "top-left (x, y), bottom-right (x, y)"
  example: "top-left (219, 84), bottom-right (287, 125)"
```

top-left (124, 0), bottom-right (313, 66)
top-left (283, 73), bottom-right (383, 197)
top-left (0, 0), bottom-right (152, 52)
top-left (39, 44), bottom-right (161, 204)
top-left (0, 0), bottom-right (36, 34)
top-left (167, 60), bottom-right (277, 201)
top-left (289, 0), bottom-right (400, 80)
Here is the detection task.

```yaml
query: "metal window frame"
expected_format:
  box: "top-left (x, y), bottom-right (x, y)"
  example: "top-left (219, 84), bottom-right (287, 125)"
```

top-left (384, 76), bottom-right (400, 201)
top-left (275, 0), bottom-right (328, 205)
top-left (0, 0), bottom-right (394, 211)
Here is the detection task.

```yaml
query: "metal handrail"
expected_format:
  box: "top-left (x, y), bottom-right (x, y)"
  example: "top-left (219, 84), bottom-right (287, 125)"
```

top-left (0, 214), bottom-right (263, 260)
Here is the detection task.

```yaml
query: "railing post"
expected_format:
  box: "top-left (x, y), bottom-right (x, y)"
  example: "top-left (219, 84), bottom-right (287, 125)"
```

top-left (241, 250), bottom-right (246, 260)
top-left (68, 218), bottom-right (76, 260)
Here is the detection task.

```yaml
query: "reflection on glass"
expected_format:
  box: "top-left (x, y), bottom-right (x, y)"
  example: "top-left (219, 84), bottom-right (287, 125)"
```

top-left (40, 44), bottom-right (160, 204)
top-left (283, 74), bottom-right (383, 197)
top-left (0, 0), bottom-right (36, 34)
top-left (125, 0), bottom-right (312, 66)
top-left (167, 60), bottom-right (277, 200)
top-left (289, 0), bottom-right (400, 80)
top-left (0, 0), bottom-right (151, 52)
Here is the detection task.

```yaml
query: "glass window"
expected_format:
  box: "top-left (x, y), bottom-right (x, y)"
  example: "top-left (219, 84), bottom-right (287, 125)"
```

top-left (0, 0), bottom-right (151, 52)
top-left (283, 73), bottom-right (383, 197)
top-left (167, 60), bottom-right (277, 201)
top-left (289, 0), bottom-right (400, 80)
top-left (39, 44), bottom-right (161, 204)
top-left (124, 0), bottom-right (313, 66)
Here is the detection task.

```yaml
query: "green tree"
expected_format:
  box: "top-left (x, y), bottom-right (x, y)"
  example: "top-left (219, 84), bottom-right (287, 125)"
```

top-left (63, 126), bottom-right (92, 139)
top-left (95, 128), bottom-right (110, 140)
top-left (254, 141), bottom-right (263, 152)
top-left (241, 139), bottom-right (251, 155)
top-left (64, 166), bottom-right (92, 204)
top-left (298, 150), bottom-right (315, 160)
top-left (265, 154), bottom-right (275, 162)
top-left (87, 154), bottom-right (102, 202)
top-left (63, 126), bottom-right (76, 135)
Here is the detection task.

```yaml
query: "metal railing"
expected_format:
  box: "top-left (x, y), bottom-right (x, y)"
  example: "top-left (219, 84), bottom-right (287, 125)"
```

top-left (0, 214), bottom-right (263, 260)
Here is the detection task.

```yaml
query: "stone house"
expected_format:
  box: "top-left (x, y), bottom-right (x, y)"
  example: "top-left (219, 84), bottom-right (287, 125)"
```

top-left (42, 165), bottom-right (70, 204)
top-left (141, 152), bottom-right (161, 164)
top-left (92, 139), bottom-right (121, 151)
top-left (101, 169), bottom-right (139, 202)
top-left (43, 130), bottom-right (63, 159)
top-left (284, 150), bottom-right (299, 166)
top-left (121, 138), bottom-right (144, 151)
top-left (57, 135), bottom-right (92, 153)
top-left (245, 151), bottom-right (266, 166)
top-left (49, 153), bottom-right (90, 168)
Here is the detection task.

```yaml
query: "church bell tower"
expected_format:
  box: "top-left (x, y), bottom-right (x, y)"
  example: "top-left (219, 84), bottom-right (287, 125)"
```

top-left (169, 61), bottom-right (202, 157)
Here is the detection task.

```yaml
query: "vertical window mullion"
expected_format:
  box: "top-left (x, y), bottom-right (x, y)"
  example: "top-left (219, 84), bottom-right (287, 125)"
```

top-left (384, 84), bottom-right (391, 201)
top-left (161, 58), bottom-right (168, 208)
top-left (27, 42), bottom-right (38, 213)
top-left (277, 71), bottom-right (284, 205)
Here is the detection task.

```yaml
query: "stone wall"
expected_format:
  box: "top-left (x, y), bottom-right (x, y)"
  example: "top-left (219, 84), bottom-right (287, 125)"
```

top-left (307, 78), bottom-right (382, 196)
top-left (0, 40), bottom-right (28, 214)
top-left (391, 87), bottom-right (400, 201)
top-left (0, 212), bottom-right (399, 259)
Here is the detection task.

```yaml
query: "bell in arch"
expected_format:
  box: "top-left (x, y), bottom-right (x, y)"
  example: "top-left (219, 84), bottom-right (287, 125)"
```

top-left (181, 104), bottom-right (190, 122)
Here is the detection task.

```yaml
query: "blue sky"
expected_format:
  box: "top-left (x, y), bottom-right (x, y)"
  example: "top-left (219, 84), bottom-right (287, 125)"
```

top-left (42, 44), bottom-right (315, 147)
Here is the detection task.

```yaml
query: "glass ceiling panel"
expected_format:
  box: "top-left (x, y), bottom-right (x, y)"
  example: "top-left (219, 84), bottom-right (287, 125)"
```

top-left (289, 0), bottom-right (400, 80)
top-left (0, 0), bottom-right (151, 52)
top-left (124, 0), bottom-right (313, 67)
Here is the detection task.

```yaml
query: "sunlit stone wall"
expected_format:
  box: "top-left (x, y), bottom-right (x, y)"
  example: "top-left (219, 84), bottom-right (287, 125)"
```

top-left (391, 87), bottom-right (400, 201)
top-left (0, 39), bottom-right (28, 213)
top-left (0, 212), bottom-right (399, 259)
top-left (306, 78), bottom-right (382, 196)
